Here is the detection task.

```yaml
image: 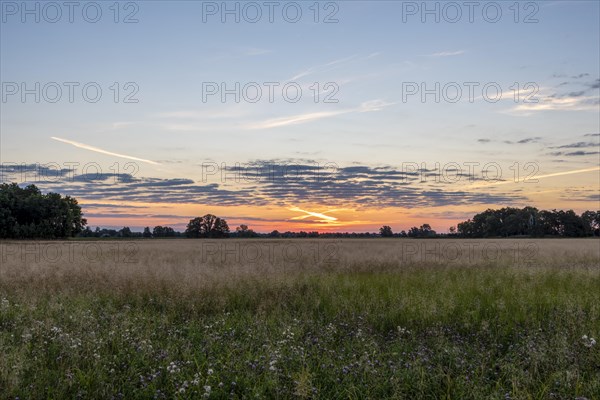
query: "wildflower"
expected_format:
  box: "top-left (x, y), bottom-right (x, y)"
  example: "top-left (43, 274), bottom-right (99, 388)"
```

top-left (582, 335), bottom-right (597, 348)
top-left (397, 326), bottom-right (410, 335)
top-left (167, 362), bottom-right (180, 374)
top-left (207, 368), bottom-right (214, 375)
top-left (192, 373), bottom-right (201, 385)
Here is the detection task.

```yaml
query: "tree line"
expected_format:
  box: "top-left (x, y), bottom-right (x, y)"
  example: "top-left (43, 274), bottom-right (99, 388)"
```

top-left (456, 207), bottom-right (600, 238)
top-left (0, 183), bottom-right (86, 239)
top-left (1, 184), bottom-right (599, 239)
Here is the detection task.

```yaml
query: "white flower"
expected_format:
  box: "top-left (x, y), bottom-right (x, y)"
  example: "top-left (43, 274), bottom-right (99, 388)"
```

top-left (167, 362), bottom-right (180, 374)
top-left (582, 335), bottom-right (597, 348)
top-left (207, 368), bottom-right (214, 375)
top-left (397, 326), bottom-right (411, 335)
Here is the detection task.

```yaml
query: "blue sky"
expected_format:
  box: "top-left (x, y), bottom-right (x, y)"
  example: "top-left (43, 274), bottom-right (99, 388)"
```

top-left (1, 0), bottom-right (599, 231)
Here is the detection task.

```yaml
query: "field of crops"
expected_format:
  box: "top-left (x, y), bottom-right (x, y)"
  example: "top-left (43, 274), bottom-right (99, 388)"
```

top-left (1, 239), bottom-right (599, 399)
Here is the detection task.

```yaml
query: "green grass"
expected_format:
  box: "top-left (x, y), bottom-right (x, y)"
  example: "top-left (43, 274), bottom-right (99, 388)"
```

top-left (1, 265), bottom-right (599, 399)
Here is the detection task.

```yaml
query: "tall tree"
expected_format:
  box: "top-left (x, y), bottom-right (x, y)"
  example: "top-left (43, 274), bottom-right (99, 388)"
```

top-left (379, 225), bottom-right (393, 237)
top-left (0, 183), bottom-right (86, 239)
top-left (185, 214), bottom-right (230, 238)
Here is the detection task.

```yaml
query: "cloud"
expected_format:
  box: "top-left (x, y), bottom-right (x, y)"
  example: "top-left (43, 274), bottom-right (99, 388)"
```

top-left (51, 137), bottom-right (160, 165)
top-left (507, 95), bottom-right (599, 115)
top-left (244, 100), bottom-right (393, 130)
top-left (506, 77), bottom-right (600, 115)
top-left (7, 161), bottom-right (527, 211)
top-left (588, 78), bottom-right (600, 90)
top-left (550, 141), bottom-right (598, 149)
top-left (287, 53), bottom-right (379, 81)
top-left (242, 47), bottom-right (271, 56)
top-left (288, 207), bottom-right (339, 223)
top-left (517, 137), bottom-right (543, 144)
top-left (79, 203), bottom-right (146, 209)
top-left (553, 151), bottom-right (600, 156)
top-left (427, 50), bottom-right (466, 57)
top-left (479, 137), bottom-right (542, 144)
top-left (569, 151), bottom-right (599, 156)
top-left (560, 188), bottom-right (600, 202)
top-left (468, 167), bottom-right (600, 188)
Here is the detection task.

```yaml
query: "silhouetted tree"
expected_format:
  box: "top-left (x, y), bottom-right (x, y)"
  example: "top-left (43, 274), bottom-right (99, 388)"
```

top-left (236, 224), bottom-right (258, 238)
top-left (0, 183), bottom-right (86, 239)
top-left (582, 210), bottom-right (600, 236)
top-left (186, 214), bottom-right (230, 238)
top-left (379, 225), bottom-right (393, 237)
top-left (457, 207), bottom-right (595, 238)
top-left (153, 226), bottom-right (177, 237)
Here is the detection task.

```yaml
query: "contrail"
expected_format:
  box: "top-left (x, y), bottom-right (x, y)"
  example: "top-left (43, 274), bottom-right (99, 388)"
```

top-left (246, 100), bottom-right (393, 130)
top-left (51, 137), bottom-right (160, 165)
top-left (467, 166), bottom-right (600, 189)
top-left (289, 207), bottom-right (338, 221)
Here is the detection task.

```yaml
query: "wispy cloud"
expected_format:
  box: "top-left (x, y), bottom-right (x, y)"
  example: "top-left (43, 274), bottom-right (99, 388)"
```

top-left (245, 100), bottom-right (393, 130)
top-left (242, 47), bottom-right (271, 56)
top-left (467, 167), bottom-right (600, 188)
top-left (51, 137), bottom-right (160, 165)
top-left (289, 206), bottom-right (338, 222)
top-left (505, 95), bottom-right (599, 115)
top-left (288, 53), bottom-right (380, 81)
top-left (550, 141), bottom-right (598, 149)
top-left (427, 50), bottom-right (466, 57)
top-left (289, 55), bottom-right (358, 81)
top-left (4, 161), bottom-right (527, 210)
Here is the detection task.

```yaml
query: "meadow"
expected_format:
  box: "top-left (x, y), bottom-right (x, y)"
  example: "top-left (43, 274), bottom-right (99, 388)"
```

top-left (1, 239), bottom-right (599, 399)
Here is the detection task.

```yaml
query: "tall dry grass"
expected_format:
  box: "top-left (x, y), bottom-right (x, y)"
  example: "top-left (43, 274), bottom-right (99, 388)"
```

top-left (1, 239), bottom-right (599, 398)
top-left (1, 239), bottom-right (598, 295)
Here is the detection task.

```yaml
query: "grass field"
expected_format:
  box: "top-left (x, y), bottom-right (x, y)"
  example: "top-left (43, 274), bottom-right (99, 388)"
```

top-left (1, 239), bottom-right (599, 399)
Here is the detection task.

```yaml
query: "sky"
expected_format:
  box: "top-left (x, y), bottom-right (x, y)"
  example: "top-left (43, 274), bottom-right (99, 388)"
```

top-left (1, 0), bottom-right (599, 232)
